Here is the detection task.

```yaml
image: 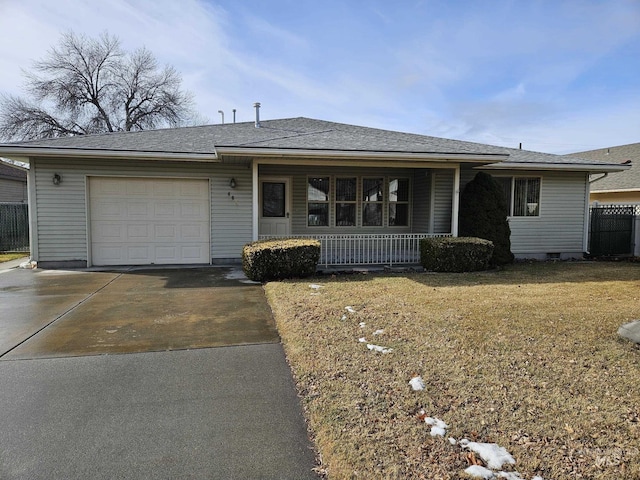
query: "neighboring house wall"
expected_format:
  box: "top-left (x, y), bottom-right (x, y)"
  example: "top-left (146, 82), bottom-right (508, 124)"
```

top-left (462, 168), bottom-right (589, 259)
top-left (591, 191), bottom-right (640, 204)
top-left (569, 143), bottom-right (640, 204)
top-left (0, 177), bottom-right (27, 202)
top-left (30, 157), bottom-right (252, 266)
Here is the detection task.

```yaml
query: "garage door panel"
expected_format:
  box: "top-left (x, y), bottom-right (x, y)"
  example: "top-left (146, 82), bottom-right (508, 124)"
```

top-left (126, 180), bottom-right (152, 196)
top-left (127, 224), bottom-right (151, 240)
top-left (92, 223), bottom-right (125, 242)
top-left (94, 200), bottom-right (125, 217)
top-left (90, 177), bottom-right (210, 266)
top-left (180, 224), bottom-right (207, 241)
top-left (155, 203), bottom-right (177, 217)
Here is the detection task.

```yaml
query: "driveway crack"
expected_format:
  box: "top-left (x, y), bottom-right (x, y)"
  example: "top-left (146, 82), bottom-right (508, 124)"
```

top-left (0, 269), bottom-right (131, 359)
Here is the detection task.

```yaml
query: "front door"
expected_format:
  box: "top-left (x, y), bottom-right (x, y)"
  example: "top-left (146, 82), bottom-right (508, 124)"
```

top-left (259, 178), bottom-right (291, 236)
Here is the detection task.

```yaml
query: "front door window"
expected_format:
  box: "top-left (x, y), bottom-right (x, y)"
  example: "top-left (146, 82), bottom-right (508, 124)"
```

top-left (262, 182), bottom-right (286, 217)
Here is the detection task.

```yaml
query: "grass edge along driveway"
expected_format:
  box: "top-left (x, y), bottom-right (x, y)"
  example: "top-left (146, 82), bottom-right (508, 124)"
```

top-left (265, 262), bottom-right (640, 480)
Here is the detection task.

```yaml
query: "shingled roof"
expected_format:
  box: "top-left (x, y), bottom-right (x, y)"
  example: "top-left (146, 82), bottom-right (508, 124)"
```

top-left (0, 117), bottom-right (628, 171)
top-left (567, 143), bottom-right (640, 191)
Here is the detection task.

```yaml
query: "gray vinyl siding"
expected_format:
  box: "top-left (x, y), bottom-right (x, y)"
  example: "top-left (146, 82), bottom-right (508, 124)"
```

top-left (433, 169), bottom-right (454, 233)
top-left (0, 178), bottom-right (27, 202)
top-left (460, 168), bottom-right (589, 256)
top-left (31, 157), bottom-right (252, 264)
top-left (412, 169), bottom-right (431, 232)
top-left (505, 171), bottom-right (588, 256)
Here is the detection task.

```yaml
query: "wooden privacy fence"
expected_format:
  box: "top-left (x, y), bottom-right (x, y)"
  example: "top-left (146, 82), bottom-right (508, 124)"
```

top-left (589, 204), bottom-right (639, 257)
top-left (0, 203), bottom-right (29, 252)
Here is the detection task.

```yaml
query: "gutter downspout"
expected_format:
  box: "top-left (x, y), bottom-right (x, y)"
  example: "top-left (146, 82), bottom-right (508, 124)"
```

top-left (27, 159), bottom-right (38, 263)
top-left (589, 172), bottom-right (608, 183)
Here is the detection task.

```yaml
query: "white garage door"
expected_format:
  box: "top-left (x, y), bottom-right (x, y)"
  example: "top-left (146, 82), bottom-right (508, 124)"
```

top-left (89, 177), bottom-right (210, 266)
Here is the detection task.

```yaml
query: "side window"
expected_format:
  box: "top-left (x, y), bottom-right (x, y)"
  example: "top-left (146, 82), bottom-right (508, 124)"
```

top-left (307, 177), bottom-right (329, 226)
top-left (496, 176), bottom-right (541, 217)
top-left (513, 177), bottom-right (541, 216)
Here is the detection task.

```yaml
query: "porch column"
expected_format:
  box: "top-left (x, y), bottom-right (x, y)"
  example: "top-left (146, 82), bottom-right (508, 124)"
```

top-left (252, 161), bottom-right (259, 241)
top-left (451, 165), bottom-right (460, 236)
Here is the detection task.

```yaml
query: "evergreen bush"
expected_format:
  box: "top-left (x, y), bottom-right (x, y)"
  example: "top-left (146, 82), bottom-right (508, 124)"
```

top-left (242, 238), bottom-right (321, 282)
top-left (459, 171), bottom-right (514, 265)
top-left (420, 237), bottom-right (494, 272)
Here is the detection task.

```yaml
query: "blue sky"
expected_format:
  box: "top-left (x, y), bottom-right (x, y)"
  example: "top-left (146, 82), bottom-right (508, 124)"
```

top-left (0, 0), bottom-right (638, 153)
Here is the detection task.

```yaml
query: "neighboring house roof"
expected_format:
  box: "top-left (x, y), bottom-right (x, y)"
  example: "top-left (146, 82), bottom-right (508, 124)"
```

top-left (567, 143), bottom-right (639, 192)
top-left (0, 159), bottom-right (27, 182)
top-left (0, 117), bottom-right (629, 173)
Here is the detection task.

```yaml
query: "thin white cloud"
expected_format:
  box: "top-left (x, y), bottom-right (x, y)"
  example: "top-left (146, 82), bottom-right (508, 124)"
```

top-left (0, 0), bottom-right (638, 150)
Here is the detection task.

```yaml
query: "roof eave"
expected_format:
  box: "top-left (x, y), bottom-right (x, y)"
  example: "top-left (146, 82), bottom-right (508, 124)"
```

top-left (479, 162), bottom-right (631, 173)
top-left (216, 146), bottom-right (508, 162)
top-left (0, 146), bottom-right (219, 162)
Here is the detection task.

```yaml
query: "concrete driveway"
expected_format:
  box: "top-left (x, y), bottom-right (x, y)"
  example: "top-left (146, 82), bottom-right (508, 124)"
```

top-left (0, 266), bottom-right (279, 359)
top-left (0, 266), bottom-right (319, 479)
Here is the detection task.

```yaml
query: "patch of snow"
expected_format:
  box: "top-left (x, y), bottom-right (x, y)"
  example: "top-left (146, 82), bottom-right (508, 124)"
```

top-left (20, 260), bottom-right (37, 269)
top-left (224, 269), bottom-right (259, 284)
top-left (409, 376), bottom-right (425, 391)
top-left (496, 472), bottom-right (523, 479)
top-left (366, 343), bottom-right (393, 354)
top-left (464, 465), bottom-right (495, 479)
top-left (449, 437), bottom-right (457, 445)
top-left (373, 329), bottom-right (384, 335)
top-left (345, 306), bottom-right (356, 313)
top-left (532, 477), bottom-right (545, 480)
top-left (309, 284), bottom-right (322, 289)
top-left (358, 337), bottom-right (367, 343)
top-left (424, 417), bottom-right (448, 437)
top-left (341, 315), bottom-right (347, 321)
top-left (459, 439), bottom-right (516, 470)
top-left (359, 322), bottom-right (366, 328)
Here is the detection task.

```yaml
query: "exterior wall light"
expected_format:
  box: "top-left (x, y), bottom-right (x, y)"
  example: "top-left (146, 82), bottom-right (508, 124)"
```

top-left (52, 173), bottom-right (62, 185)
top-left (229, 178), bottom-right (236, 189)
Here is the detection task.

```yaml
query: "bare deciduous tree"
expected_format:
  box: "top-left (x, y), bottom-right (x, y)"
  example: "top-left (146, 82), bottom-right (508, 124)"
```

top-left (0, 31), bottom-right (199, 141)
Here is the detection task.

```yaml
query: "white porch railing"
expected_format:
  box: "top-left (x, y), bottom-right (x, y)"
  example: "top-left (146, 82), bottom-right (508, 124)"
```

top-left (258, 233), bottom-right (452, 267)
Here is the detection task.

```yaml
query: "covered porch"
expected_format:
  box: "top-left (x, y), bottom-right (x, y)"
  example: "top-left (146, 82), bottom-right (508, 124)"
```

top-left (253, 160), bottom-right (471, 266)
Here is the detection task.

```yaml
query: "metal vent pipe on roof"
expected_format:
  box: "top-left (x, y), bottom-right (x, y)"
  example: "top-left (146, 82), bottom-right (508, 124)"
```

top-left (254, 102), bottom-right (261, 128)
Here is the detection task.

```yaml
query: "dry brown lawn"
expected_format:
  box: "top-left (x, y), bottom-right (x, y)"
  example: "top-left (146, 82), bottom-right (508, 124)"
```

top-left (0, 253), bottom-right (27, 263)
top-left (265, 261), bottom-right (640, 479)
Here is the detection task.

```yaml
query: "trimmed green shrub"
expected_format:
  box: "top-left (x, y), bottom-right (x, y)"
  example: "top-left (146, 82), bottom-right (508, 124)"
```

top-left (420, 237), bottom-right (494, 272)
top-left (459, 171), bottom-right (514, 266)
top-left (242, 238), bottom-right (321, 282)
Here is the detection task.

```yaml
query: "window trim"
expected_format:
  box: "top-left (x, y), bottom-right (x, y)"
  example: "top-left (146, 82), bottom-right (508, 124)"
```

top-left (335, 176), bottom-right (358, 227)
top-left (306, 176), bottom-right (330, 227)
top-left (304, 175), bottom-right (413, 229)
top-left (388, 177), bottom-right (411, 228)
